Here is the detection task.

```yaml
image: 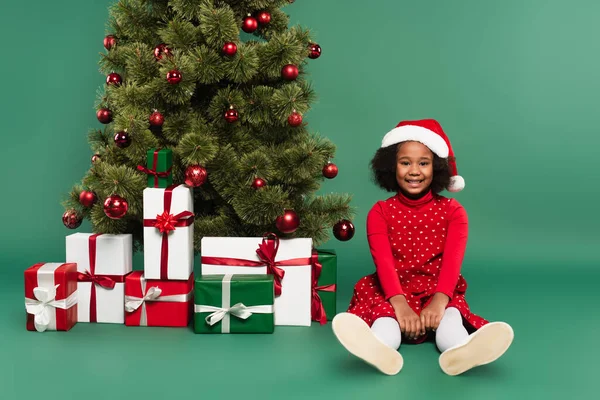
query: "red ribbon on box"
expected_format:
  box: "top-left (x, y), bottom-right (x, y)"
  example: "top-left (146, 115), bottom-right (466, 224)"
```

top-left (200, 233), bottom-right (311, 297)
top-left (77, 234), bottom-right (126, 323)
top-left (137, 148), bottom-right (172, 188)
top-left (310, 250), bottom-right (337, 325)
top-left (143, 184), bottom-right (195, 280)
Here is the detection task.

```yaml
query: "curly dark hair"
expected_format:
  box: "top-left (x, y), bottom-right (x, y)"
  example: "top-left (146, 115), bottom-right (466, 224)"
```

top-left (370, 142), bottom-right (452, 194)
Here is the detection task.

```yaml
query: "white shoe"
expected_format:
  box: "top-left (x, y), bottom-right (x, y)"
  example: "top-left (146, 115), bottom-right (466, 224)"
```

top-left (332, 312), bottom-right (404, 375)
top-left (439, 321), bottom-right (514, 376)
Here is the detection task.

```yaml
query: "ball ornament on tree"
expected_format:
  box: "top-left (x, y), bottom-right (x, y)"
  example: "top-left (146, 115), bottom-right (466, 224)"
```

top-left (166, 70), bottom-right (182, 84)
top-left (149, 110), bottom-right (164, 126)
top-left (333, 219), bottom-right (355, 241)
top-left (281, 64), bottom-right (299, 80)
top-left (91, 154), bottom-right (101, 164)
top-left (96, 108), bottom-right (113, 124)
top-left (224, 106), bottom-right (239, 123)
top-left (79, 190), bottom-right (97, 208)
top-left (103, 195), bottom-right (128, 219)
top-left (275, 209), bottom-right (300, 234)
top-left (242, 16), bottom-right (258, 33)
top-left (251, 177), bottom-right (266, 189)
top-left (288, 110), bottom-right (303, 127)
top-left (154, 43), bottom-right (172, 61)
top-left (114, 131), bottom-right (131, 148)
top-left (62, 210), bottom-right (82, 229)
top-left (184, 165), bottom-right (208, 187)
top-left (106, 72), bottom-right (122, 86)
top-left (322, 162), bottom-right (338, 179)
top-left (257, 11), bottom-right (271, 25)
top-left (308, 43), bottom-right (321, 59)
top-left (103, 35), bottom-right (116, 51)
top-left (222, 42), bottom-right (237, 56)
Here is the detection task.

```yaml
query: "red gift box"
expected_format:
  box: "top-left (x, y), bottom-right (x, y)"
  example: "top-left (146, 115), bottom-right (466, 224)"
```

top-left (24, 263), bottom-right (78, 332)
top-left (125, 271), bottom-right (193, 327)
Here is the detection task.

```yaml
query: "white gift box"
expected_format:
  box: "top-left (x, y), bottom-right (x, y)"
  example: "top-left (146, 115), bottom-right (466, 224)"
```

top-left (65, 233), bottom-right (132, 323)
top-left (143, 185), bottom-right (194, 280)
top-left (201, 236), bottom-right (312, 326)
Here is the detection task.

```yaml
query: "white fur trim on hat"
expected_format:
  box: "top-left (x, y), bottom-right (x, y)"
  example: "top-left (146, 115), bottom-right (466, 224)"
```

top-left (447, 175), bottom-right (465, 192)
top-left (381, 125), bottom-right (449, 158)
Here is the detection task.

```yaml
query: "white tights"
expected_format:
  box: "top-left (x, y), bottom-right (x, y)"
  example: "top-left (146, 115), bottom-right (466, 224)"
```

top-left (370, 307), bottom-right (469, 352)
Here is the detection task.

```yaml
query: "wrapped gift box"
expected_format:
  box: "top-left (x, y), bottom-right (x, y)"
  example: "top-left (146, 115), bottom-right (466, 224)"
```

top-left (125, 271), bottom-right (193, 327)
top-left (311, 249), bottom-right (337, 325)
top-left (195, 274), bottom-right (274, 334)
top-left (66, 233), bottom-right (132, 323)
top-left (24, 263), bottom-right (78, 332)
top-left (143, 184), bottom-right (194, 280)
top-left (138, 148), bottom-right (173, 188)
top-left (201, 235), bottom-right (312, 326)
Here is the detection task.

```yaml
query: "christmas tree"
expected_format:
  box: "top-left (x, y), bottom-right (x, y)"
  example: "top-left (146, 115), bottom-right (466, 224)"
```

top-left (62, 0), bottom-right (355, 250)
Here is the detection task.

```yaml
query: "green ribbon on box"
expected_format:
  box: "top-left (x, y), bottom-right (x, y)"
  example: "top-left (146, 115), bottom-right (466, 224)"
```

top-left (312, 249), bottom-right (337, 324)
top-left (137, 148), bottom-right (173, 188)
top-left (194, 274), bottom-right (274, 334)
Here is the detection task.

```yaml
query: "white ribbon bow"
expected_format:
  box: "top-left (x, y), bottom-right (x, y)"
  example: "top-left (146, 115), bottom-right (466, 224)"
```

top-left (196, 303), bottom-right (273, 327)
top-left (25, 285), bottom-right (78, 332)
top-left (125, 286), bottom-right (162, 312)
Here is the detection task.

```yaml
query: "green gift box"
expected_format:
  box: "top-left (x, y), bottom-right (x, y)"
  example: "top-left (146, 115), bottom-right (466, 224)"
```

top-left (312, 249), bottom-right (337, 324)
top-left (140, 148), bottom-right (173, 188)
top-left (194, 274), bottom-right (275, 334)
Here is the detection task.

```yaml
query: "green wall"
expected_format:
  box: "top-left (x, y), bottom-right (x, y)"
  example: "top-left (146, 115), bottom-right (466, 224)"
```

top-left (2, 0), bottom-right (599, 294)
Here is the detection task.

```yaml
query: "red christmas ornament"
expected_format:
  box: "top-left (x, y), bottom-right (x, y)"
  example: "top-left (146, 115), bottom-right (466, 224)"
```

top-left (257, 11), bottom-right (271, 25)
top-left (96, 108), bottom-right (113, 124)
top-left (251, 177), bottom-right (266, 189)
top-left (333, 219), bottom-right (355, 241)
top-left (275, 209), bottom-right (300, 234)
top-left (62, 210), bottom-right (82, 229)
top-left (224, 106), bottom-right (239, 123)
top-left (149, 111), bottom-right (164, 126)
top-left (322, 162), bottom-right (338, 179)
top-left (288, 111), bottom-right (303, 127)
top-left (154, 43), bottom-right (172, 61)
top-left (103, 194), bottom-right (128, 219)
top-left (222, 42), bottom-right (237, 56)
top-left (185, 165), bottom-right (208, 187)
top-left (114, 131), bottom-right (131, 148)
top-left (167, 70), bottom-right (182, 84)
top-left (308, 43), bottom-right (321, 59)
top-left (281, 64), bottom-right (299, 80)
top-left (242, 16), bottom-right (258, 33)
top-left (106, 72), bottom-right (122, 86)
top-left (79, 190), bottom-right (97, 208)
top-left (91, 154), bottom-right (101, 164)
top-left (103, 35), bottom-right (116, 51)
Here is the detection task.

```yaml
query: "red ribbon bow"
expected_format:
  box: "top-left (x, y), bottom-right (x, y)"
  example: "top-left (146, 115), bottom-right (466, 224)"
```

top-left (143, 184), bottom-right (195, 280)
top-left (137, 149), bottom-right (172, 188)
top-left (310, 250), bottom-right (337, 325)
top-left (76, 234), bottom-right (125, 323)
top-left (201, 233), bottom-right (311, 297)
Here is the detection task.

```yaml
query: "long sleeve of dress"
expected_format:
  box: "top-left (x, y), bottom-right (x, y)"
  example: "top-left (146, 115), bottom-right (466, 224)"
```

top-left (367, 202), bottom-right (404, 299)
top-left (435, 200), bottom-right (468, 298)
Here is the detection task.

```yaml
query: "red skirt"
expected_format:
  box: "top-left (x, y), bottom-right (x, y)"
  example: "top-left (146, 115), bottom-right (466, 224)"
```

top-left (347, 273), bottom-right (488, 344)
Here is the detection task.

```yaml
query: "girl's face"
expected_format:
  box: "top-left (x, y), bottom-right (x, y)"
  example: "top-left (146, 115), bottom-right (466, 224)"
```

top-left (396, 141), bottom-right (434, 196)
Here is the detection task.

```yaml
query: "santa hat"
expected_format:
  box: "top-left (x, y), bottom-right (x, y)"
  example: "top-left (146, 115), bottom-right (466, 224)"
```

top-left (381, 119), bottom-right (465, 192)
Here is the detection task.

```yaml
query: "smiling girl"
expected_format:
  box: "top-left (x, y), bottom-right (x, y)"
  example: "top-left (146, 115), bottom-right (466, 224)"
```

top-left (332, 119), bottom-right (514, 376)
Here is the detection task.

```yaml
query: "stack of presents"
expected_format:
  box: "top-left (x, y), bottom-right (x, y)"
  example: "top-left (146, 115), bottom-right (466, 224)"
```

top-left (24, 149), bottom-right (337, 333)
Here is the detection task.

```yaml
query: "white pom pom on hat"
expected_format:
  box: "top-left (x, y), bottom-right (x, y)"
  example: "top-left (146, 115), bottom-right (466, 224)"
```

top-left (381, 119), bottom-right (465, 192)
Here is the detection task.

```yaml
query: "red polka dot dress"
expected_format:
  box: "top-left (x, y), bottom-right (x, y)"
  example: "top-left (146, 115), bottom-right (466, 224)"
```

top-left (347, 190), bottom-right (488, 343)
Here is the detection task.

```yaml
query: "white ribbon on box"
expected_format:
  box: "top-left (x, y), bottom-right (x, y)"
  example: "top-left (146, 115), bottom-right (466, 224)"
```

top-left (194, 274), bottom-right (273, 333)
top-left (125, 275), bottom-right (192, 326)
top-left (25, 284), bottom-right (78, 332)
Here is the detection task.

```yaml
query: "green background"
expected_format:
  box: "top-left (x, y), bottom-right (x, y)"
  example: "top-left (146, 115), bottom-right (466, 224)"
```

top-left (1, 0), bottom-right (598, 399)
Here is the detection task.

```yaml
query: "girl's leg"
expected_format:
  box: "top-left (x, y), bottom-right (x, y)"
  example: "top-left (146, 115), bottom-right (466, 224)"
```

top-left (436, 307), bottom-right (514, 376)
top-left (332, 313), bottom-right (404, 375)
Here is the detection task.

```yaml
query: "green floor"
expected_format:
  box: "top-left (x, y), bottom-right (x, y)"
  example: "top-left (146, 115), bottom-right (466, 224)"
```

top-left (1, 263), bottom-right (596, 399)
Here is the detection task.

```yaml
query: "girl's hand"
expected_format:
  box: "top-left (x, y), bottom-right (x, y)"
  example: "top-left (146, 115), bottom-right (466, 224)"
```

top-left (390, 295), bottom-right (424, 339)
top-left (421, 292), bottom-right (450, 331)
